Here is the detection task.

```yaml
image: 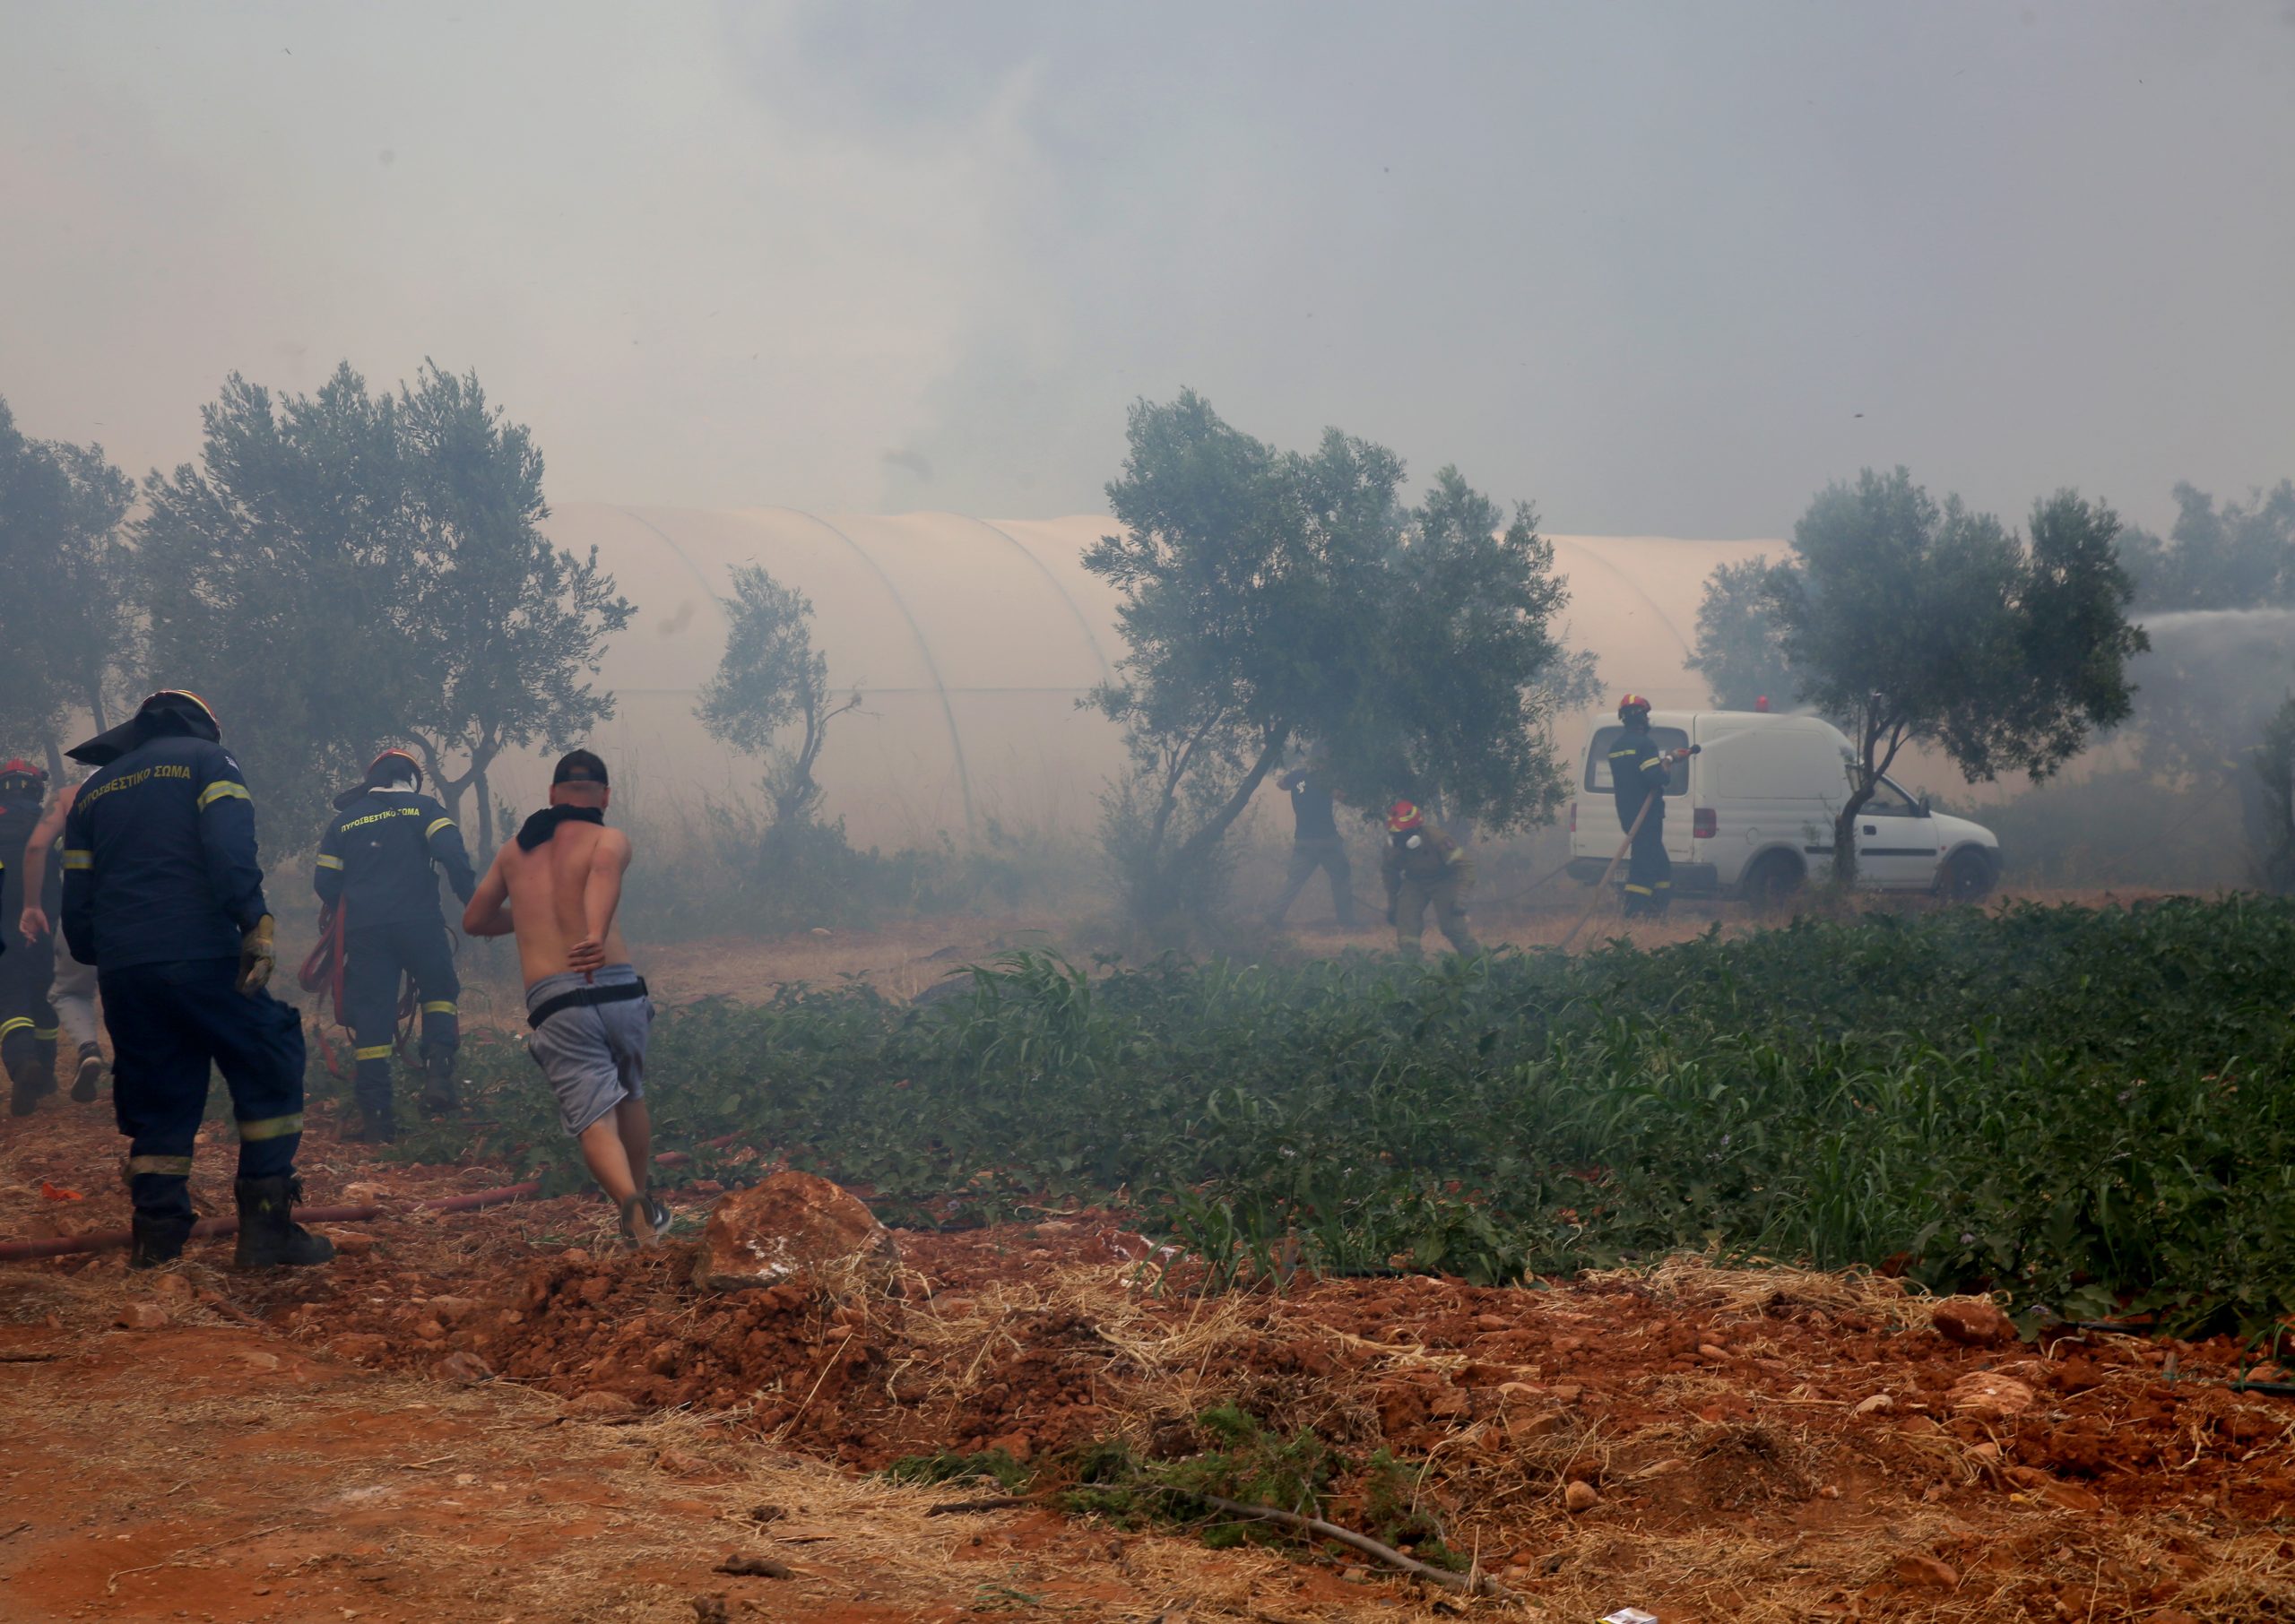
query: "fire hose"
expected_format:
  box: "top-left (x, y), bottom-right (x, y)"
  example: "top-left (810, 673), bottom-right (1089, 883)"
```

top-left (0, 1135), bottom-right (753, 1263)
top-left (0, 1179), bottom-right (546, 1263)
top-left (1554, 791), bottom-right (1656, 954)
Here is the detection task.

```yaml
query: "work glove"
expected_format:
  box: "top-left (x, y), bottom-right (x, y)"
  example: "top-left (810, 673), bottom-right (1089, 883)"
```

top-left (237, 914), bottom-right (276, 997)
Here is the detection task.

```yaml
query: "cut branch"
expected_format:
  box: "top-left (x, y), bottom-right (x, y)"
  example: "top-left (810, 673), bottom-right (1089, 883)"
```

top-left (1181, 1490), bottom-right (1519, 1600)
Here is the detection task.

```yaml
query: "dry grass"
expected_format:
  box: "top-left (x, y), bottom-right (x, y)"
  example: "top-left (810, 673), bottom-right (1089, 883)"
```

top-left (1582, 1250), bottom-right (1943, 1335)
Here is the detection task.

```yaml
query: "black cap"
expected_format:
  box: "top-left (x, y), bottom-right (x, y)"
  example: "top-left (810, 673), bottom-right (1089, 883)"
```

top-left (551, 748), bottom-right (609, 788)
top-left (68, 690), bottom-right (222, 767)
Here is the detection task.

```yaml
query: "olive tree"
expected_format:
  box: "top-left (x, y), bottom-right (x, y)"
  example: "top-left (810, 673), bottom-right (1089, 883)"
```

top-left (1085, 391), bottom-right (1576, 923)
top-left (1764, 468), bottom-right (2147, 885)
top-left (695, 564), bottom-right (860, 828)
top-left (1686, 556), bottom-right (1794, 710)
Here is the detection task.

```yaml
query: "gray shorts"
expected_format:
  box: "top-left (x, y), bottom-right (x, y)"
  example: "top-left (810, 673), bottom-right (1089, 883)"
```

top-left (524, 964), bottom-right (653, 1136)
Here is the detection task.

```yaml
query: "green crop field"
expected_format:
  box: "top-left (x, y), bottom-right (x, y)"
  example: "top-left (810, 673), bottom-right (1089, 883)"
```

top-left (398, 898), bottom-right (2295, 1336)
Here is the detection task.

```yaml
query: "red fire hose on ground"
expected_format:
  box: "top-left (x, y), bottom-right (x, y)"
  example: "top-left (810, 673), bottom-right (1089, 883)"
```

top-left (0, 1133), bottom-right (749, 1264)
top-left (0, 1179), bottom-right (548, 1263)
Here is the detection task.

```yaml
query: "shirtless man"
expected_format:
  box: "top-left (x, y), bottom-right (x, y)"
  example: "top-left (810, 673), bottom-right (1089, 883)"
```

top-left (14, 773), bottom-right (108, 1103)
top-left (462, 750), bottom-right (666, 1246)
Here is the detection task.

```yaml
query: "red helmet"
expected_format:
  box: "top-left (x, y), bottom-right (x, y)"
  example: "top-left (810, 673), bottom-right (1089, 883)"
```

top-left (1617, 693), bottom-right (1652, 721)
top-left (366, 747), bottom-right (423, 792)
top-left (0, 758), bottom-right (47, 795)
top-left (1387, 800), bottom-right (1424, 833)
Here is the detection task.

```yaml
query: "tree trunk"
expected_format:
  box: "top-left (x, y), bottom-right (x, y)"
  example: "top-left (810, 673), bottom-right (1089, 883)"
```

top-left (41, 735), bottom-right (65, 787)
top-left (1139, 726), bottom-right (1291, 922)
top-left (1832, 782), bottom-right (1875, 890)
top-left (474, 762), bottom-right (496, 862)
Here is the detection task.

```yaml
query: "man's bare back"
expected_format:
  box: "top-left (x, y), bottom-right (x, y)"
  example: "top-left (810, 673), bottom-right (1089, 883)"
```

top-left (461, 752), bottom-right (661, 1244)
top-left (463, 802), bottom-right (634, 986)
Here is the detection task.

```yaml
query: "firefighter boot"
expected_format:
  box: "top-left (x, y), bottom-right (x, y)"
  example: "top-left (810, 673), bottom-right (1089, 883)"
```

top-left (128, 1173), bottom-right (197, 1269)
top-left (231, 1177), bottom-right (335, 1270)
top-left (70, 1043), bottom-right (106, 1102)
top-left (5, 1024), bottom-right (54, 1114)
top-left (344, 1056), bottom-right (396, 1142)
top-left (420, 1047), bottom-right (459, 1115)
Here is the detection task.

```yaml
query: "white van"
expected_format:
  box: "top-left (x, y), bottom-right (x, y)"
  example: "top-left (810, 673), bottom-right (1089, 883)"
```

top-left (1564, 709), bottom-right (2002, 904)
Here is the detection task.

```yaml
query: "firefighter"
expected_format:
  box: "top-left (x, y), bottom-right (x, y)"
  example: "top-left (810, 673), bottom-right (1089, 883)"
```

top-left (314, 748), bottom-right (476, 1141)
top-left (2, 759), bottom-right (62, 1116)
top-left (61, 690), bottom-right (332, 1271)
top-left (1381, 800), bottom-right (1480, 959)
top-left (1609, 695), bottom-right (1694, 918)
top-left (1266, 752), bottom-right (1357, 929)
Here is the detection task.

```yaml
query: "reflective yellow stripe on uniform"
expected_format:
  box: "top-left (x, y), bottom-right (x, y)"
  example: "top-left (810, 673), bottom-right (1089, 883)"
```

top-left (237, 1112), bottom-right (304, 1141)
top-left (1623, 884), bottom-right (1654, 896)
top-left (315, 853), bottom-right (344, 870)
top-left (62, 850), bottom-right (92, 869)
top-left (0, 1017), bottom-right (31, 1039)
top-left (426, 817), bottom-right (456, 840)
top-left (32, 1027), bottom-right (58, 1041)
top-left (352, 1044), bottom-right (393, 1061)
top-left (197, 780), bottom-right (252, 810)
top-left (421, 1000), bottom-right (456, 1016)
top-left (126, 1153), bottom-right (195, 1178)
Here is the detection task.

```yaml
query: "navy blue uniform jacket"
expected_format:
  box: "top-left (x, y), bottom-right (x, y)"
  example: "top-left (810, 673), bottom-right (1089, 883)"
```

top-left (62, 736), bottom-right (272, 970)
top-left (314, 791), bottom-right (476, 924)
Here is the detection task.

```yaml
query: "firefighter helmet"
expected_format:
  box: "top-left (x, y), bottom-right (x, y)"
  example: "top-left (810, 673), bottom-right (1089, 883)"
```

top-left (1387, 800), bottom-right (1424, 833)
top-left (366, 747), bottom-right (422, 792)
top-left (0, 757), bottom-right (47, 798)
top-left (1617, 694), bottom-right (1652, 721)
top-left (67, 688), bottom-right (224, 765)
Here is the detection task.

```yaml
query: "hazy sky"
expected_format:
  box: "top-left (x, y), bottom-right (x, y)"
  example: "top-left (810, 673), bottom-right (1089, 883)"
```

top-left (3, 2), bottom-right (2291, 539)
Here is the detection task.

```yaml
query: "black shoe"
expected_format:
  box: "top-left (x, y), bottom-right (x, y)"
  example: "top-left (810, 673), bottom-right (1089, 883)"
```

top-left (129, 1211), bottom-right (195, 1269)
top-left (232, 1177), bottom-right (334, 1270)
top-left (419, 1053), bottom-right (459, 1115)
top-left (646, 1192), bottom-right (671, 1233)
top-left (70, 1046), bottom-right (105, 1103)
top-left (342, 1109), bottom-right (397, 1145)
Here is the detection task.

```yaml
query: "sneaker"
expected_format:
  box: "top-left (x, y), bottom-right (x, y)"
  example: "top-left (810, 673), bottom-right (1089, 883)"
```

top-left (71, 1047), bottom-right (105, 1103)
top-left (618, 1193), bottom-right (662, 1249)
top-left (646, 1192), bottom-right (671, 1234)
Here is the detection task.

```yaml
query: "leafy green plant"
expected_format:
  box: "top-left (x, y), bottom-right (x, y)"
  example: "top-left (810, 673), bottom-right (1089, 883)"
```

top-left (403, 898), bottom-right (2295, 1334)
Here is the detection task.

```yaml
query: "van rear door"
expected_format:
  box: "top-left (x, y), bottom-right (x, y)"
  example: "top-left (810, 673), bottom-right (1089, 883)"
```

top-left (1704, 721), bottom-right (1842, 881)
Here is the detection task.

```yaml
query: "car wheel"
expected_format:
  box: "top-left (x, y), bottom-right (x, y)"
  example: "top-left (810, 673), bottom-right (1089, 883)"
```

top-left (1742, 852), bottom-right (1805, 913)
top-left (1939, 848), bottom-right (1996, 903)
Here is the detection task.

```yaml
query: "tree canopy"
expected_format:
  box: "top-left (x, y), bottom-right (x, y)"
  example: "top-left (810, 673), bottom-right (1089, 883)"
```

top-left (1766, 468), bottom-right (2147, 884)
top-left (134, 361), bottom-right (629, 846)
top-left (2118, 480), bottom-right (2295, 610)
top-left (1685, 556), bottom-right (1794, 710)
top-left (1085, 391), bottom-right (1577, 922)
top-left (0, 397), bottom-right (133, 776)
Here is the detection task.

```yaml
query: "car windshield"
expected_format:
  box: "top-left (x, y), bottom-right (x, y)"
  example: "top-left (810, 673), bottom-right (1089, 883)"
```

top-left (1866, 778), bottom-right (1923, 816)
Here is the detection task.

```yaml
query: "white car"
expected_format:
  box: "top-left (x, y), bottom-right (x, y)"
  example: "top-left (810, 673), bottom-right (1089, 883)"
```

top-left (1565, 709), bottom-right (2002, 904)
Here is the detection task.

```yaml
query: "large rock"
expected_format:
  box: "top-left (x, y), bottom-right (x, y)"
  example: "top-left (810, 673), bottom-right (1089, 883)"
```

top-left (1932, 1295), bottom-right (2016, 1348)
top-left (691, 1171), bottom-right (897, 1293)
